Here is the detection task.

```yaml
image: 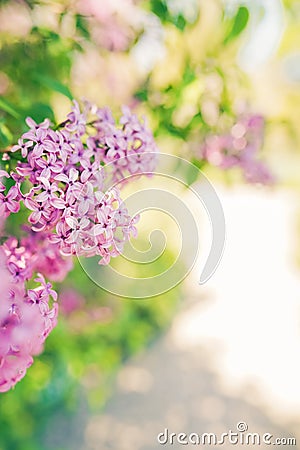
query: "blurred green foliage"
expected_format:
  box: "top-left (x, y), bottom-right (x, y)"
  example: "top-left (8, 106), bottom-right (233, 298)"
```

top-left (149, 0), bottom-right (189, 30)
top-left (0, 25), bottom-right (75, 142)
top-left (223, 6), bottom-right (249, 44)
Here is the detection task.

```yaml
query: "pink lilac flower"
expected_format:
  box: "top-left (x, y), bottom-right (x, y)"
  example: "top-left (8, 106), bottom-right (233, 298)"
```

top-left (76, 0), bottom-right (139, 52)
top-left (91, 104), bottom-right (159, 183)
top-left (0, 99), bottom-right (157, 392)
top-left (242, 160), bottom-right (274, 184)
top-left (0, 169), bottom-right (9, 192)
top-left (0, 185), bottom-right (21, 217)
top-left (20, 229), bottom-right (73, 283)
top-left (8, 100), bottom-right (156, 265)
top-left (59, 289), bottom-right (85, 316)
top-left (22, 124), bottom-right (56, 157)
top-left (0, 245), bottom-right (58, 393)
top-left (0, 168), bottom-right (22, 218)
top-left (65, 100), bottom-right (87, 136)
top-left (11, 138), bottom-right (33, 158)
top-left (202, 114), bottom-right (274, 184)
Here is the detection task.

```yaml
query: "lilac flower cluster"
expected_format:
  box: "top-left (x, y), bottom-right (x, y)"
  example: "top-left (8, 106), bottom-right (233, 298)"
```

top-left (0, 242), bottom-right (57, 393)
top-left (85, 104), bottom-right (158, 181)
top-left (7, 101), bottom-right (157, 265)
top-left (202, 114), bottom-right (274, 184)
top-left (0, 169), bottom-right (20, 217)
top-left (0, 100), bottom-right (158, 392)
top-left (21, 229), bottom-right (73, 282)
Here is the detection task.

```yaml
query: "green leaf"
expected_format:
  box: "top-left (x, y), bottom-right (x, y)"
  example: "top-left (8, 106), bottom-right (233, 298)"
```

top-left (25, 103), bottom-right (55, 123)
top-left (185, 163), bottom-right (199, 186)
top-left (174, 14), bottom-right (187, 31)
top-left (224, 6), bottom-right (249, 44)
top-left (150, 0), bottom-right (168, 20)
top-left (134, 88), bottom-right (148, 102)
top-left (0, 122), bottom-right (13, 147)
top-left (191, 157), bottom-right (206, 171)
top-left (31, 26), bottom-right (60, 42)
top-left (0, 97), bottom-right (20, 119)
top-left (182, 65), bottom-right (196, 86)
top-left (183, 159), bottom-right (206, 186)
top-left (75, 14), bottom-right (90, 39)
top-left (33, 74), bottom-right (73, 100)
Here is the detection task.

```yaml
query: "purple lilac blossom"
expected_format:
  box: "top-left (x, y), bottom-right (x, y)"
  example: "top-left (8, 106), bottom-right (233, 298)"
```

top-left (202, 114), bottom-right (274, 184)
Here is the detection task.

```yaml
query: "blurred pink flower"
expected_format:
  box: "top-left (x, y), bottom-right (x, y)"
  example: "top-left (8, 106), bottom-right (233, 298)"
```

top-left (0, 247), bottom-right (58, 393)
top-left (21, 230), bottom-right (73, 283)
top-left (202, 114), bottom-right (274, 184)
top-left (76, 0), bottom-right (139, 51)
top-left (59, 289), bottom-right (85, 316)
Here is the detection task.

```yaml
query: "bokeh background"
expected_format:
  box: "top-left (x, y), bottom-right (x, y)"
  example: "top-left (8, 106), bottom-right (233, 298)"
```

top-left (1, 0), bottom-right (300, 449)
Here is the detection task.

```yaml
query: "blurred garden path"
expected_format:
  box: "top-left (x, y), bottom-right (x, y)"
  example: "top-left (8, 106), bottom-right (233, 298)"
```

top-left (46, 186), bottom-right (300, 450)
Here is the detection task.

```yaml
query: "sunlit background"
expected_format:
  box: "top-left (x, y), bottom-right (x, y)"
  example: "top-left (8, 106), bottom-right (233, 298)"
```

top-left (1, 0), bottom-right (300, 449)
